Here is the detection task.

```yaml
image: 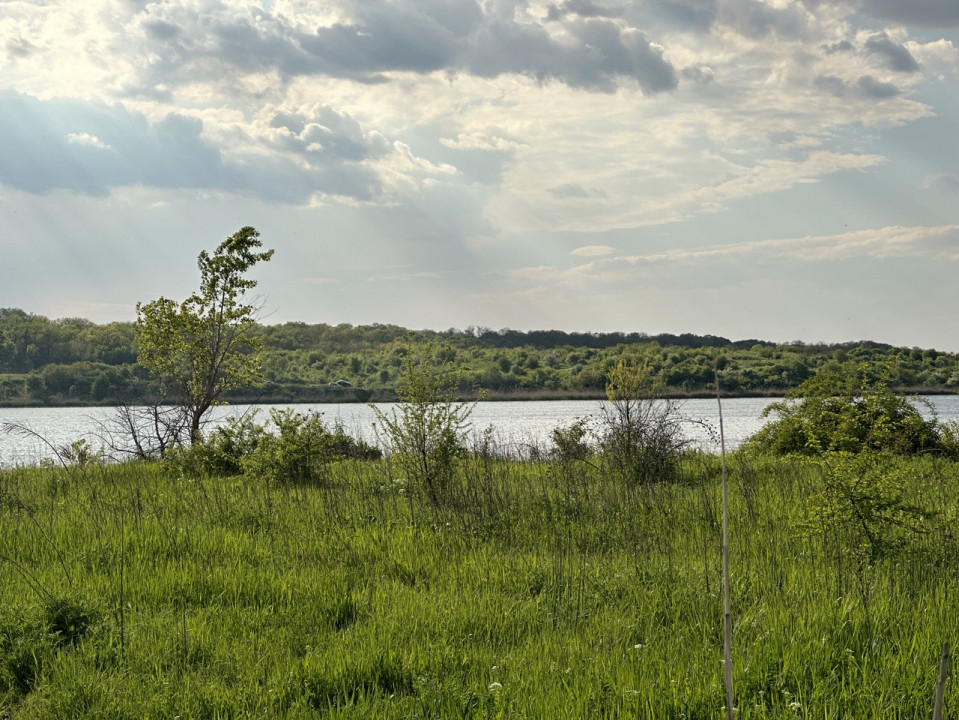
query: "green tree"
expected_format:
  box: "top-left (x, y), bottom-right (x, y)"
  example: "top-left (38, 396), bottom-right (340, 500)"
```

top-left (135, 227), bottom-right (273, 444)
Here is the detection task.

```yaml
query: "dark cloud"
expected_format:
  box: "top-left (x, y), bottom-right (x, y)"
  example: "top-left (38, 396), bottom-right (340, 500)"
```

top-left (6, 37), bottom-right (39, 60)
top-left (813, 75), bottom-right (847, 96)
top-left (855, 75), bottom-right (901, 98)
top-left (133, 1), bottom-right (678, 94)
top-left (857, 0), bottom-right (959, 27)
top-left (632, 0), bottom-right (717, 32)
top-left (0, 90), bottom-right (386, 203)
top-left (822, 40), bottom-right (854, 54)
top-left (546, 183), bottom-right (607, 199)
top-left (143, 20), bottom-right (180, 40)
top-left (813, 74), bottom-right (901, 99)
top-left (864, 33), bottom-right (920, 73)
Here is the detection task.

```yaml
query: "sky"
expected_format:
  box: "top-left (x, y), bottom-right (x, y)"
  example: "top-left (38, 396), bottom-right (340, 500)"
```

top-left (2, 0), bottom-right (959, 351)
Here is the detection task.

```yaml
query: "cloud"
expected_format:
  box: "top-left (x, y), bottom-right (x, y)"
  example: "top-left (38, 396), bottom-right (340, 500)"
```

top-left (0, 90), bottom-right (398, 202)
top-left (681, 64), bottom-right (715, 83)
top-left (547, 183), bottom-right (606, 199)
top-left (813, 74), bottom-right (902, 99)
top-left (571, 245), bottom-right (614, 257)
top-left (65, 132), bottom-right (110, 149)
top-left (717, 0), bottom-right (811, 39)
top-left (616, 224), bottom-right (959, 265)
top-left (122, 1), bottom-right (679, 95)
top-left (545, 1), bottom-right (624, 22)
top-left (499, 224), bottom-right (959, 294)
top-left (856, 0), bottom-right (959, 27)
top-left (864, 33), bottom-right (920, 73)
top-left (923, 174), bottom-right (959, 194)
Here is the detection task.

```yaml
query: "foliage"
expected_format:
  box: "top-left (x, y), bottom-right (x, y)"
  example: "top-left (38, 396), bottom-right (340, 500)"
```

top-left (746, 365), bottom-right (957, 457)
top-left (372, 342), bottom-right (474, 505)
top-left (804, 452), bottom-right (931, 566)
top-left (167, 409), bottom-right (381, 482)
top-left (135, 227), bottom-right (273, 443)
top-left (58, 439), bottom-right (102, 467)
top-left (550, 418), bottom-right (593, 462)
top-left (6, 305), bottom-right (959, 404)
top-left (599, 357), bottom-right (690, 485)
top-left (168, 413), bottom-right (267, 477)
top-left (242, 409), bottom-right (380, 485)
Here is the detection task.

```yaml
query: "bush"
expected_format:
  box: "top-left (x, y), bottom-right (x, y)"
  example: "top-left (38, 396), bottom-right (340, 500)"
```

top-left (372, 341), bottom-right (474, 506)
top-left (746, 365), bottom-right (957, 458)
top-left (243, 409), bottom-right (381, 485)
top-left (550, 419), bottom-right (593, 463)
top-left (167, 409), bottom-right (380, 481)
top-left (598, 358), bottom-right (689, 486)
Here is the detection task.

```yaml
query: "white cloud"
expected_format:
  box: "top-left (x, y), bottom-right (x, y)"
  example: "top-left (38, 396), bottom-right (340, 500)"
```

top-left (617, 224), bottom-right (959, 265)
top-left (571, 244), bottom-right (614, 256)
top-left (65, 132), bottom-right (110, 149)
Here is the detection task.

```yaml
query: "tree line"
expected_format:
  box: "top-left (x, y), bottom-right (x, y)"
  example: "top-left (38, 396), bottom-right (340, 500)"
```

top-left (2, 309), bottom-right (958, 406)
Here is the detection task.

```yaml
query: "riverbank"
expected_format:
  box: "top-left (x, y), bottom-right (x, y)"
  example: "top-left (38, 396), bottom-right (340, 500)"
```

top-left (2, 384), bottom-right (955, 409)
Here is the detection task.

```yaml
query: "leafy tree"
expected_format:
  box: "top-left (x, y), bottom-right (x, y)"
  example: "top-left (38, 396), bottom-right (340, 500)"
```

top-left (135, 227), bottom-right (273, 444)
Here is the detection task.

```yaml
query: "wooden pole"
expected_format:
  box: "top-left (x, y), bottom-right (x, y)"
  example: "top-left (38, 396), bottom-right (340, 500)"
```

top-left (717, 371), bottom-right (734, 720)
top-left (934, 641), bottom-right (950, 720)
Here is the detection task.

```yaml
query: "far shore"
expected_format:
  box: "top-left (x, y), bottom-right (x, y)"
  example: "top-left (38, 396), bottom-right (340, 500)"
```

top-left (1, 385), bottom-right (955, 410)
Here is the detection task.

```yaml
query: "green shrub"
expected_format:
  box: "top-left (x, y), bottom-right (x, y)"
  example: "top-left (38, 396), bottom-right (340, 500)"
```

top-left (179, 413), bottom-right (266, 476)
top-left (598, 358), bottom-right (689, 485)
top-left (243, 409), bottom-right (380, 485)
top-left (803, 453), bottom-right (931, 565)
top-left (746, 365), bottom-right (957, 458)
top-left (167, 409), bottom-right (380, 480)
top-left (372, 341), bottom-right (474, 506)
top-left (550, 419), bottom-right (593, 462)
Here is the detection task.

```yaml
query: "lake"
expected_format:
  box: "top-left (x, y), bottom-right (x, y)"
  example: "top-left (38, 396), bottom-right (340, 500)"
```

top-left (2, 396), bottom-right (958, 467)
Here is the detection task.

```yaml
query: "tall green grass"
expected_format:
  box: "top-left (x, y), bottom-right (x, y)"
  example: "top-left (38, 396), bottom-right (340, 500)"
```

top-left (1, 451), bottom-right (958, 717)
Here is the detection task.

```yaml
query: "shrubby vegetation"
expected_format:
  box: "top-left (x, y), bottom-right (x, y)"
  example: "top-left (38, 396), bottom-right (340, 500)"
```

top-left (4, 307), bottom-right (959, 405)
top-left (166, 408), bottom-right (380, 482)
top-left (372, 342), bottom-right (475, 507)
top-left (598, 356), bottom-right (691, 486)
top-left (746, 364), bottom-right (959, 458)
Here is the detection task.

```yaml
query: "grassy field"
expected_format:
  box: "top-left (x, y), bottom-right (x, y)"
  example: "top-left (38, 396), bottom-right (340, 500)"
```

top-left (2, 449), bottom-right (959, 718)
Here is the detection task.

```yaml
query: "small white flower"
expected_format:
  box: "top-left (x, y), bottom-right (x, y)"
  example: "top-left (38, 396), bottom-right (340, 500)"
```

top-left (488, 681), bottom-right (503, 692)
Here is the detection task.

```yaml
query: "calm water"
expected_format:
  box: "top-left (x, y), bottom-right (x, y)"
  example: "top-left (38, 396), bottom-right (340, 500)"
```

top-left (2, 396), bottom-right (958, 467)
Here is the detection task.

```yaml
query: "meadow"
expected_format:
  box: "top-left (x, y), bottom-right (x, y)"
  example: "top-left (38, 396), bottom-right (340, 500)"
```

top-left (2, 445), bottom-right (958, 718)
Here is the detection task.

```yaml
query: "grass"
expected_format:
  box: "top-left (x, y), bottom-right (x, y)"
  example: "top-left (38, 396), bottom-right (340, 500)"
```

top-left (1, 450), bottom-right (959, 718)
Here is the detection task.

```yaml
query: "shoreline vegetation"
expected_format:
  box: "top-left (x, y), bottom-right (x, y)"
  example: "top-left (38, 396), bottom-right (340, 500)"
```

top-left (1, 308), bottom-right (957, 408)
top-left (3, 385), bottom-right (959, 410)
top-left (3, 325), bottom-right (959, 716)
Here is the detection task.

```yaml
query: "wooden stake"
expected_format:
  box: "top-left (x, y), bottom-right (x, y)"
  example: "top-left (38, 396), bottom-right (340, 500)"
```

top-left (934, 641), bottom-right (950, 720)
top-left (717, 371), bottom-right (734, 719)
